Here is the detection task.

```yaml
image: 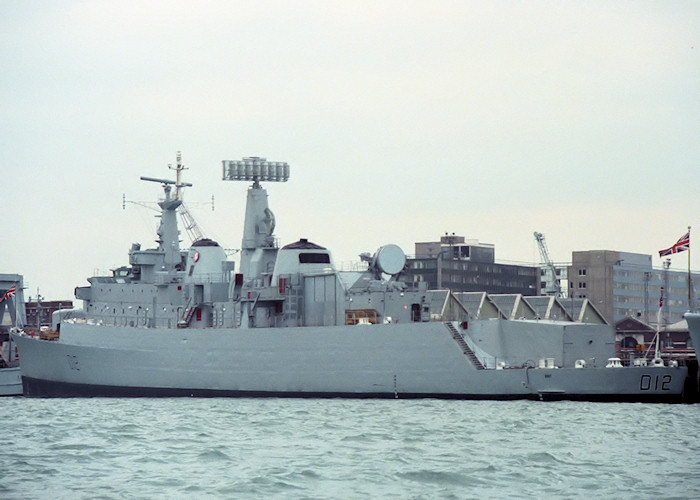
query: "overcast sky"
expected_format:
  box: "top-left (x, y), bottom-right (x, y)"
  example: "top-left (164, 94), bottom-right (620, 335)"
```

top-left (2, 1), bottom-right (699, 300)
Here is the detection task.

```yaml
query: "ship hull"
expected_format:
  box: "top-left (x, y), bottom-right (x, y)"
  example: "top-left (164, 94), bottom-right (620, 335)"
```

top-left (18, 373), bottom-right (685, 402)
top-left (19, 375), bottom-right (530, 399)
top-left (12, 322), bottom-right (687, 402)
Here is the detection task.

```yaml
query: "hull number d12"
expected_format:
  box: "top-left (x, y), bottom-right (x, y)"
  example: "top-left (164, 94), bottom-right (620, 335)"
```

top-left (640, 374), bottom-right (672, 391)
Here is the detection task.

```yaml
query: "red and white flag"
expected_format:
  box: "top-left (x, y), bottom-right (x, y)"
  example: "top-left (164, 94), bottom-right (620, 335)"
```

top-left (1, 283), bottom-right (16, 302)
top-left (659, 231), bottom-right (690, 257)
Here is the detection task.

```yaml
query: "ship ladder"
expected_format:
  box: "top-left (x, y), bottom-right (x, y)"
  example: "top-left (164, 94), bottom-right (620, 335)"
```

top-left (179, 298), bottom-right (196, 328)
top-left (445, 322), bottom-right (485, 370)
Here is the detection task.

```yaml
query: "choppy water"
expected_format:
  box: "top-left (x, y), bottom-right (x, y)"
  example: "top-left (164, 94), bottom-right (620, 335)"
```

top-left (1, 398), bottom-right (698, 499)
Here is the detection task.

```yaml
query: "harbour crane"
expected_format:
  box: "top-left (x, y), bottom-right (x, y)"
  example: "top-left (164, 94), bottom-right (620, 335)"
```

top-left (534, 232), bottom-right (562, 297)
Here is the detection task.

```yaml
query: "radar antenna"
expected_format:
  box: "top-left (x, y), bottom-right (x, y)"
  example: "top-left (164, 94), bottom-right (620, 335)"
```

top-left (222, 157), bottom-right (289, 185)
top-left (139, 151), bottom-right (194, 197)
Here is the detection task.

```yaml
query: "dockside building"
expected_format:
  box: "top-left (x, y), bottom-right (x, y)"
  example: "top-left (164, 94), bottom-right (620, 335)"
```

top-left (403, 235), bottom-right (539, 295)
top-left (568, 250), bottom-right (699, 325)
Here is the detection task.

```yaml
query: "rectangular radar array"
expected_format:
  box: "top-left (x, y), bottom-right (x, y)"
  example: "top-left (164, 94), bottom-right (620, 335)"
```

top-left (222, 157), bottom-right (290, 182)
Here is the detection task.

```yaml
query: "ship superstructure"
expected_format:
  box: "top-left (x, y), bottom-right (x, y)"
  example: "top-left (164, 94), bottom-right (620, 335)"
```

top-left (68, 157), bottom-right (441, 332)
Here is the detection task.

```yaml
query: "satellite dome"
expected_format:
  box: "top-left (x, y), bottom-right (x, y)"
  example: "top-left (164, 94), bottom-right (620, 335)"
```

top-left (374, 244), bottom-right (406, 275)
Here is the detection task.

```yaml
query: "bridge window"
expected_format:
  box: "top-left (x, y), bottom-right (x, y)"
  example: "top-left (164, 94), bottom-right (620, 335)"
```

top-left (299, 253), bottom-right (331, 264)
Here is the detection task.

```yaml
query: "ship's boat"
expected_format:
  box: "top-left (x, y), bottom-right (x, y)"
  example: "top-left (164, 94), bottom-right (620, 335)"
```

top-left (12, 156), bottom-right (687, 401)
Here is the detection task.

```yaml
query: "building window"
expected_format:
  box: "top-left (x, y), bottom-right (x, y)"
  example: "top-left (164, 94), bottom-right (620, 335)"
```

top-left (578, 282), bottom-right (587, 289)
top-left (578, 269), bottom-right (586, 276)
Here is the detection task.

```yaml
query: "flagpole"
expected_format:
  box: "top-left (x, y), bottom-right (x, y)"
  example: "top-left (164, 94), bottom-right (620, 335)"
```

top-left (689, 225), bottom-right (692, 311)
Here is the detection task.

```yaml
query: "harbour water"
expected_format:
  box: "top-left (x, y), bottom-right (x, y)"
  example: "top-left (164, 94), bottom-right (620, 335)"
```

top-left (1, 398), bottom-right (698, 499)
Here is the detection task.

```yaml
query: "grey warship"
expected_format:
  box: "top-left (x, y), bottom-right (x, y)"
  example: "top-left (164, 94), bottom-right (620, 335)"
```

top-left (12, 156), bottom-right (687, 401)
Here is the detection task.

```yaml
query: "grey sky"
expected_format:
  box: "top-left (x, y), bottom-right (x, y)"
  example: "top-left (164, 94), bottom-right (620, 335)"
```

top-left (2, 1), bottom-right (698, 300)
